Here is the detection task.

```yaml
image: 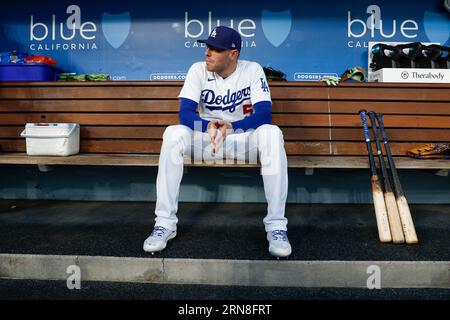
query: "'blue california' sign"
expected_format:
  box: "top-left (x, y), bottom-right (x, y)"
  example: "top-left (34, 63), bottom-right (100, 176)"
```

top-left (0, 0), bottom-right (448, 80)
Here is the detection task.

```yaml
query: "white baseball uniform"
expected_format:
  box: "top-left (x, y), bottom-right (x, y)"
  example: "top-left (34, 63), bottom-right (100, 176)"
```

top-left (154, 60), bottom-right (288, 232)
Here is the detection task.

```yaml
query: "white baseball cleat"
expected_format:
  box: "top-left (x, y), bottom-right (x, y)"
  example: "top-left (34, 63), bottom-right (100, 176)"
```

top-left (267, 230), bottom-right (292, 258)
top-left (143, 226), bottom-right (176, 253)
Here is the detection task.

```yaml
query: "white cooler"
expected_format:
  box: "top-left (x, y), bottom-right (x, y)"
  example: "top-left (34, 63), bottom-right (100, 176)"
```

top-left (20, 123), bottom-right (80, 156)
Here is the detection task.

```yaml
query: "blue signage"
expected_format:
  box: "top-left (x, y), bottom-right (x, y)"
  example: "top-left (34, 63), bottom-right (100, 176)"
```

top-left (0, 0), bottom-right (449, 80)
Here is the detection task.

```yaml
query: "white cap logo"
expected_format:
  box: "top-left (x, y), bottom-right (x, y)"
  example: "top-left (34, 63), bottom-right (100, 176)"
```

top-left (211, 29), bottom-right (217, 38)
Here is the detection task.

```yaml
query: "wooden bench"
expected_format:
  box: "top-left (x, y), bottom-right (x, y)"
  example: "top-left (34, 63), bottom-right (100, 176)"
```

top-left (1, 81), bottom-right (450, 170)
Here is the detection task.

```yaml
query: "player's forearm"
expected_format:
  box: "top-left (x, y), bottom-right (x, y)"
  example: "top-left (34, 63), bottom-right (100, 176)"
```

top-left (231, 101), bottom-right (272, 131)
top-left (178, 98), bottom-right (209, 132)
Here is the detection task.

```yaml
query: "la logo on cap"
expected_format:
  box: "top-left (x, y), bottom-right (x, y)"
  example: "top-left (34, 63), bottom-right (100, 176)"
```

top-left (211, 29), bottom-right (217, 38)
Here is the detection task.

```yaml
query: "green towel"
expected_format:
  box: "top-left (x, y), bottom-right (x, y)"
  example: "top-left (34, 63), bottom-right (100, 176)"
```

top-left (58, 73), bottom-right (110, 81)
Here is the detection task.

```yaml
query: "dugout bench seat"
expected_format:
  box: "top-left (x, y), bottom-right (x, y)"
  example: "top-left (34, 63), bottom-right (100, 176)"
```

top-left (1, 81), bottom-right (450, 170)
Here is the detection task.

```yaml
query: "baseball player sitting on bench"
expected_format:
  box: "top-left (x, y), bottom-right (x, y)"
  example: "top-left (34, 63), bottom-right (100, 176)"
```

top-left (143, 26), bottom-right (291, 258)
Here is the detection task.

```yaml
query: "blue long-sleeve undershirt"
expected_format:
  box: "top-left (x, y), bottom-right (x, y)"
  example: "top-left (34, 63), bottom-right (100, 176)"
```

top-left (178, 98), bottom-right (272, 132)
top-left (178, 98), bottom-right (210, 132)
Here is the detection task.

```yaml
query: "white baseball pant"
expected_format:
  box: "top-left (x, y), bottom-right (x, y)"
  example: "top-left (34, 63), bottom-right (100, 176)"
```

top-left (154, 123), bottom-right (288, 232)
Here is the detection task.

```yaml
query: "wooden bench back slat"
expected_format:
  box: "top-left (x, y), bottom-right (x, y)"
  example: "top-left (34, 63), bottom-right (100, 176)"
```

top-left (273, 114), bottom-right (450, 128)
top-left (326, 87), bottom-right (450, 101)
top-left (2, 113), bottom-right (450, 128)
top-left (1, 81), bottom-right (449, 157)
top-left (0, 113), bottom-right (179, 125)
top-left (2, 126), bottom-right (450, 143)
top-left (0, 100), bottom-right (180, 112)
top-left (325, 101), bottom-right (450, 115)
top-left (2, 100), bottom-right (450, 116)
top-left (0, 86), bottom-right (181, 99)
top-left (3, 82), bottom-right (448, 100)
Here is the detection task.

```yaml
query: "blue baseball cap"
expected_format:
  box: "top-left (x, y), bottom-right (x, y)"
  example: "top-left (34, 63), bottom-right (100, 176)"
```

top-left (197, 26), bottom-right (242, 52)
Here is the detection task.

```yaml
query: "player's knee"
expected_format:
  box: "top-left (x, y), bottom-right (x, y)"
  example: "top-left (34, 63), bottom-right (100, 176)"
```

top-left (256, 124), bottom-right (284, 148)
top-left (257, 124), bottom-right (283, 136)
top-left (163, 125), bottom-right (192, 144)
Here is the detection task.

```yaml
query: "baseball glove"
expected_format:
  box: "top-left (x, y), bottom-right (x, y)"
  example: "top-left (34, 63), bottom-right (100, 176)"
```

top-left (407, 143), bottom-right (450, 159)
top-left (320, 66), bottom-right (367, 86)
top-left (340, 66), bottom-right (367, 82)
top-left (263, 67), bottom-right (287, 81)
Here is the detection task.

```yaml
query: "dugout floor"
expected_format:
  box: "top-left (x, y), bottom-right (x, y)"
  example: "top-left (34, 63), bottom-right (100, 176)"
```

top-left (0, 200), bottom-right (449, 261)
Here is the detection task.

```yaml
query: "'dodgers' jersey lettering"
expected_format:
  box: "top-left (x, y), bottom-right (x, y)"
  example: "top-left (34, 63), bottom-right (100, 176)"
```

top-left (201, 87), bottom-right (251, 112)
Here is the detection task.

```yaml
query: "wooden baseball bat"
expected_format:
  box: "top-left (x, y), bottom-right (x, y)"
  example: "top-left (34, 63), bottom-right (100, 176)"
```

top-left (375, 112), bottom-right (418, 244)
top-left (359, 110), bottom-right (392, 243)
top-left (368, 112), bottom-right (405, 243)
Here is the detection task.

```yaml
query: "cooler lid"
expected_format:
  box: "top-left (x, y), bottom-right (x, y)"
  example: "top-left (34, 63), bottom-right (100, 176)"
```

top-left (25, 123), bottom-right (78, 129)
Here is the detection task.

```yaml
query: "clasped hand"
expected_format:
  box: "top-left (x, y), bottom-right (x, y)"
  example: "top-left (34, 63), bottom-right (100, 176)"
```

top-left (207, 119), bottom-right (233, 153)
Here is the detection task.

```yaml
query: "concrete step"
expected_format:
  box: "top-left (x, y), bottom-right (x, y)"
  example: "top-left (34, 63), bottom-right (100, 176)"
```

top-left (1, 253), bottom-right (450, 288)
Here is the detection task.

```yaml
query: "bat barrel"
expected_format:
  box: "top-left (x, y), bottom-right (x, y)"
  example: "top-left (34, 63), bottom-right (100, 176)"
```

top-left (368, 111), bottom-right (405, 243)
top-left (359, 110), bottom-right (392, 243)
top-left (375, 113), bottom-right (418, 244)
